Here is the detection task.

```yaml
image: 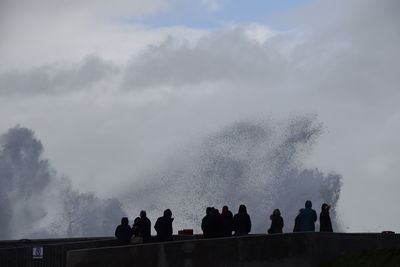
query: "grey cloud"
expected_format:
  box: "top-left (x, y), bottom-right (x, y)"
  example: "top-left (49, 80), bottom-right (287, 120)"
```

top-left (119, 0), bottom-right (400, 102)
top-left (122, 28), bottom-right (289, 90)
top-left (0, 56), bottom-right (119, 96)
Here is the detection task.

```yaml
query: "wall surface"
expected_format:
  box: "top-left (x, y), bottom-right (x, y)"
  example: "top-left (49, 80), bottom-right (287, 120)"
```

top-left (66, 233), bottom-right (400, 267)
top-left (0, 235), bottom-right (195, 267)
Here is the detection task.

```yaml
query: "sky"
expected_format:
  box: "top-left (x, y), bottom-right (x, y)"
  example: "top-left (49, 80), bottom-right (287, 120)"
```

top-left (0, 0), bottom-right (399, 234)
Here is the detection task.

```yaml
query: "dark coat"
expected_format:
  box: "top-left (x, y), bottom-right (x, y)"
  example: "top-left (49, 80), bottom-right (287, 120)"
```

top-left (139, 216), bottom-right (151, 243)
top-left (233, 213), bottom-right (251, 234)
top-left (201, 213), bottom-right (221, 238)
top-left (299, 208), bottom-right (317, 232)
top-left (320, 210), bottom-right (333, 232)
top-left (201, 215), bottom-right (212, 238)
top-left (115, 224), bottom-right (133, 245)
top-left (154, 216), bottom-right (173, 242)
top-left (221, 210), bottom-right (233, 237)
top-left (268, 214), bottom-right (284, 234)
top-left (293, 214), bottom-right (301, 232)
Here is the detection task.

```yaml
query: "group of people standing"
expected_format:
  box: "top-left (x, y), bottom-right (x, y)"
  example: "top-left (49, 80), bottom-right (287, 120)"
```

top-left (268, 200), bottom-right (333, 234)
top-left (115, 200), bottom-right (333, 244)
top-left (201, 204), bottom-right (251, 238)
top-left (115, 209), bottom-right (173, 245)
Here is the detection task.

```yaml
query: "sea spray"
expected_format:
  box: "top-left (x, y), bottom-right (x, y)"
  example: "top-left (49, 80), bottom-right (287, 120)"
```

top-left (0, 126), bottom-right (126, 239)
top-left (0, 115), bottom-right (342, 238)
top-left (124, 116), bottom-right (342, 233)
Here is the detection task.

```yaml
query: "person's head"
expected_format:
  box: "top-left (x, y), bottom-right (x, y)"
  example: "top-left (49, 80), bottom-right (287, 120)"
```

top-left (164, 209), bottom-right (172, 218)
top-left (213, 208), bottom-right (220, 215)
top-left (238, 204), bottom-right (247, 214)
top-left (305, 200), bottom-right (312, 209)
top-left (222, 206), bottom-right (229, 213)
top-left (206, 207), bottom-right (212, 216)
top-left (273, 209), bottom-right (281, 216)
top-left (134, 217), bottom-right (141, 225)
top-left (140, 210), bottom-right (146, 218)
top-left (321, 203), bottom-right (330, 211)
top-left (121, 217), bottom-right (129, 225)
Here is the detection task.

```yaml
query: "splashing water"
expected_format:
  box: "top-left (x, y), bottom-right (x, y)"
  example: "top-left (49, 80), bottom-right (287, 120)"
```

top-left (0, 126), bottom-right (126, 239)
top-left (124, 116), bottom-right (342, 233)
top-left (0, 115), bottom-right (342, 239)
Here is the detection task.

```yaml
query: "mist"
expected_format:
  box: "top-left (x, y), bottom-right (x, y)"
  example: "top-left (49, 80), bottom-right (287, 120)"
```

top-left (0, 126), bottom-right (126, 239)
top-left (122, 116), bottom-right (342, 233)
top-left (0, 116), bottom-right (342, 238)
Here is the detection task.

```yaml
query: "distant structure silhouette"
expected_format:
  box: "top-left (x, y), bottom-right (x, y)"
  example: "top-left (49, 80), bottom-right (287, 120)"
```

top-left (115, 217), bottom-right (133, 245)
top-left (221, 206), bottom-right (233, 237)
top-left (299, 200), bottom-right (317, 232)
top-left (233, 204), bottom-right (251, 236)
top-left (319, 203), bottom-right (333, 232)
top-left (154, 209), bottom-right (174, 242)
top-left (267, 209), bottom-right (284, 234)
top-left (139, 210), bottom-right (151, 243)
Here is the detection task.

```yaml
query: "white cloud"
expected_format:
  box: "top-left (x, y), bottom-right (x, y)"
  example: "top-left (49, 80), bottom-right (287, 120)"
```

top-left (0, 0), bottom-right (206, 71)
top-left (200, 0), bottom-right (226, 11)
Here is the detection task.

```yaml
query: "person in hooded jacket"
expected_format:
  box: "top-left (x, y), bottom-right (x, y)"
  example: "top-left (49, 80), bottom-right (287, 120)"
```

top-left (211, 208), bottom-right (223, 238)
top-left (233, 204), bottom-right (251, 236)
top-left (319, 203), bottom-right (333, 232)
top-left (293, 209), bottom-right (304, 232)
top-left (221, 206), bottom-right (233, 237)
top-left (154, 209), bottom-right (174, 242)
top-left (115, 217), bottom-right (133, 245)
top-left (299, 200), bottom-right (317, 232)
top-left (139, 210), bottom-right (152, 243)
top-left (267, 209), bottom-right (284, 234)
top-left (201, 207), bottom-right (213, 238)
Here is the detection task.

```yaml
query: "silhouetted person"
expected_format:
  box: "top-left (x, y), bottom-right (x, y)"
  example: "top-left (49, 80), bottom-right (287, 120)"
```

top-left (210, 208), bottom-right (223, 238)
top-left (320, 203), bottom-right (333, 232)
top-left (233, 204), bottom-right (251, 236)
top-left (132, 217), bottom-right (141, 237)
top-left (299, 200), bottom-right (317, 232)
top-left (139, 210), bottom-right (151, 243)
top-left (293, 209), bottom-right (304, 232)
top-left (221, 206), bottom-right (233, 237)
top-left (267, 209), bottom-right (284, 234)
top-left (201, 207), bottom-right (213, 238)
top-left (115, 217), bottom-right (133, 245)
top-left (201, 207), bottom-right (221, 238)
top-left (154, 209), bottom-right (174, 242)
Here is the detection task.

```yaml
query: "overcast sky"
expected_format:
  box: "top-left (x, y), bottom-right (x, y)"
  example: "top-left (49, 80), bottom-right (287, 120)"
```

top-left (0, 0), bottom-right (399, 232)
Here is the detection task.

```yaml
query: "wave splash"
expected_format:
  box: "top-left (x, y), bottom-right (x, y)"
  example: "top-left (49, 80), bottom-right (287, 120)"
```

top-left (127, 116), bottom-right (342, 233)
top-left (0, 115), bottom-right (342, 238)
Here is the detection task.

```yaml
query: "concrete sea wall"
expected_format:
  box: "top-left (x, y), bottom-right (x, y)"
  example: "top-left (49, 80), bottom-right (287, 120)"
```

top-left (66, 233), bottom-right (400, 267)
